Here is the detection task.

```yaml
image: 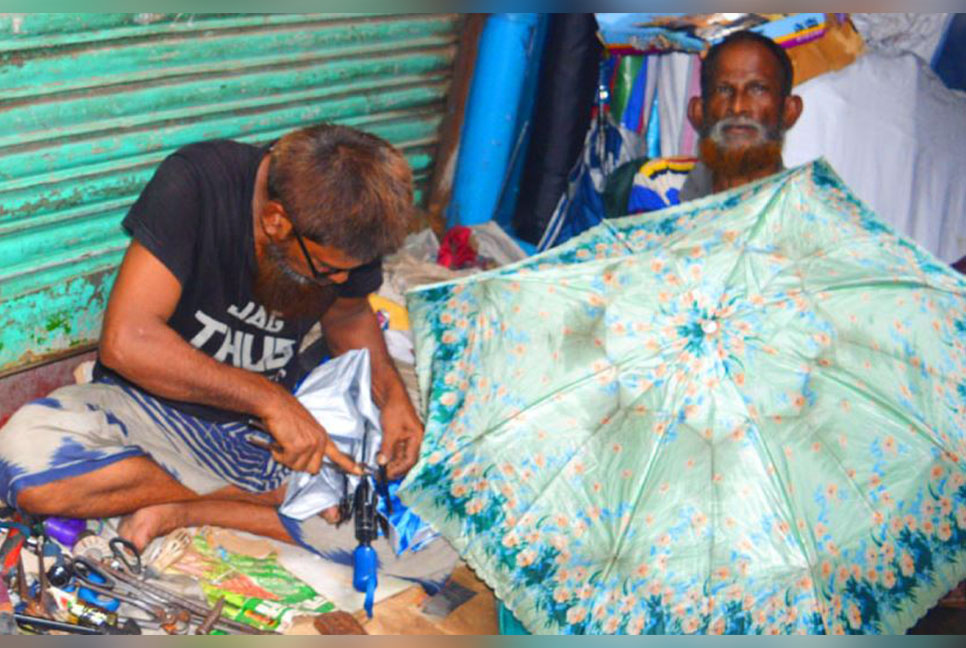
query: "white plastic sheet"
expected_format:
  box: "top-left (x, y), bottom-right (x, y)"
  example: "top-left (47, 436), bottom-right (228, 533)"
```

top-left (279, 348), bottom-right (381, 520)
top-left (851, 13), bottom-right (952, 63)
top-left (784, 52), bottom-right (966, 263)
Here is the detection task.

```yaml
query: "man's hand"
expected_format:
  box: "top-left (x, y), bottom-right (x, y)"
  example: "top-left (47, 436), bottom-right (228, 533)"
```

top-left (377, 389), bottom-right (424, 479)
top-left (320, 296), bottom-right (424, 478)
top-left (260, 387), bottom-right (361, 475)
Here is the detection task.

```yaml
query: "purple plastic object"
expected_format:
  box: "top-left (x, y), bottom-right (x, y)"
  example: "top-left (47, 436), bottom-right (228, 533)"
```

top-left (43, 517), bottom-right (87, 548)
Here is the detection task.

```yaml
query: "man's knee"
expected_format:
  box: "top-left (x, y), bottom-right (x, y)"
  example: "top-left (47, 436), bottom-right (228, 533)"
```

top-left (0, 416), bottom-right (31, 509)
top-left (0, 412), bottom-right (26, 453)
top-left (0, 400), bottom-right (49, 457)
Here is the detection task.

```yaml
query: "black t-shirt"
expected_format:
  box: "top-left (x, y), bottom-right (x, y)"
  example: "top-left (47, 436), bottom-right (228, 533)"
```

top-left (95, 139), bottom-right (383, 422)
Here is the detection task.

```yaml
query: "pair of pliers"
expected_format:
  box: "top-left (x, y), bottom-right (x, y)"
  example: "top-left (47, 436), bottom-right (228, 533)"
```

top-left (70, 557), bottom-right (188, 633)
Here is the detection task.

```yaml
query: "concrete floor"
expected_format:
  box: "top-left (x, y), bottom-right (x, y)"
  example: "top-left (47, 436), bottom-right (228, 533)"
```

top-left (359, 564), bottom-right (498, 634)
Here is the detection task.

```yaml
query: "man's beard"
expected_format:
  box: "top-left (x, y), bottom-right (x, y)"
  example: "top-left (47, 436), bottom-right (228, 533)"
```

top-left (699, 116), bottom-right (785, 181)
top-left (252, 241), bottom-right (337, 321)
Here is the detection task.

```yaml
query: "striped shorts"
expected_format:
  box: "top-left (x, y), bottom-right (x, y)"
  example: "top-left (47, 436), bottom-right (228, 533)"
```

top-left (0, 378), bottom-right (288, 502)
top-left (0, 379), bottom-right (457, 591)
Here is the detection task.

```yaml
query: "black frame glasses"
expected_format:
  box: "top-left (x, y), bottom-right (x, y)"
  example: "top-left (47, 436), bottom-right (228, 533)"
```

top-left (290, 228), bottom-right (352, 283)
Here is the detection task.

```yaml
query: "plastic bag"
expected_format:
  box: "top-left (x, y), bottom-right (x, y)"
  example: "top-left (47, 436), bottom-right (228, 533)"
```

top-left (279, 349), bottom-right (381, 520)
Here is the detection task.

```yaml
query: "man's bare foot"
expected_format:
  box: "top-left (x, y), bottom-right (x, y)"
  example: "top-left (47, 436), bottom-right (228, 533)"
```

top-left (118, 502), bottom-right (187, 552)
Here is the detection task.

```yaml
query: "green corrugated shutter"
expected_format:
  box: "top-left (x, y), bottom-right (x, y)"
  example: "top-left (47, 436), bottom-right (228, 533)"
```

top-left (0, 12), bottom-right (462, 375)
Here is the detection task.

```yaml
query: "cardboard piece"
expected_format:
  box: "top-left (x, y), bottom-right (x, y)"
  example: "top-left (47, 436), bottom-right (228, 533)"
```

top-left (789, 14), bottom-right (866, 86)
top-left (206, 527), bottom-right (276, 560)
top-left (357, 564), bottom-right (498, 635)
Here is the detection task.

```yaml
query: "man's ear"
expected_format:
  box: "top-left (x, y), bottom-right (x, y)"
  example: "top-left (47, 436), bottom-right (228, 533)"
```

top-left (782, 94), bottom-right (804, 130)
top-left (259, 200), bottom-right (293, 242)
top-left (687, 96), bottom-right (704, 133)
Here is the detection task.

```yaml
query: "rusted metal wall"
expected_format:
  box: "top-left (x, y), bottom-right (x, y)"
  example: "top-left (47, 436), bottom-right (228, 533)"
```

top-left (0, 12), bottom-right (462, 375)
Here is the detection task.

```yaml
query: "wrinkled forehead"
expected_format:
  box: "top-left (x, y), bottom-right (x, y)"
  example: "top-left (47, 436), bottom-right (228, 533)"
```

top-left (709, 40), bottom-right (784, 86)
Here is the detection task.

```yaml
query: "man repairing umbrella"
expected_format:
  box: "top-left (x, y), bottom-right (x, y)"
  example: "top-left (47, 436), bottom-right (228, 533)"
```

top-left (0, 123), bottom-right (455, 587)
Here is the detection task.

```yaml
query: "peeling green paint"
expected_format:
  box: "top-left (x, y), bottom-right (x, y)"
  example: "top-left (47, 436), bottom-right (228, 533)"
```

top-left (0, 13), bottom-right (458, 374)
top-left (45, 313), bottom-right (73, 335)
top-left (1, 266), bottom-right (116, 371)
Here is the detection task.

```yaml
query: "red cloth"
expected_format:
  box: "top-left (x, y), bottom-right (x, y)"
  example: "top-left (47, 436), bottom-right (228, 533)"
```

top-left (437, 226), bottom-right (478, 270)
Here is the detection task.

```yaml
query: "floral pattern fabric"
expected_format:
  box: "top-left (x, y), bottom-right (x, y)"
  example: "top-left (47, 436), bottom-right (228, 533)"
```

top-left (398, 160), bottom-right (966, 634)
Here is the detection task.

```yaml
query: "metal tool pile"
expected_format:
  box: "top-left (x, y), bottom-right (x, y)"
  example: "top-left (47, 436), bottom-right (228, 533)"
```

top-left (0, 507), bottom-right (269, 635)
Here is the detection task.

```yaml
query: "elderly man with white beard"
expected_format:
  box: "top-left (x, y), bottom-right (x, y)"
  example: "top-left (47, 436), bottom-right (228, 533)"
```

top-left (680, 30), bottom-right (804, 200)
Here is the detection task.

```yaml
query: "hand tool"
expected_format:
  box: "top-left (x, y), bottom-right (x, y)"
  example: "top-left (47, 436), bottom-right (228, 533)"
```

top-left (194, 596), bottom-right (225, 635)
top-left (15, 553), bottom-right (45, 618)
top-left (106, 537), bottom-right (142, 574)
top-left (243, 427), bottom-right (378, 475)
top-left (68, 536), bottom-right (141, 612)
top-left (46, 584), bottom-right (141, 634)
top-left (71, 558), bottom-right (178, 630)
top-left (331, 426), bottom-right (391, 619)
top-left (13, 613), bottom-right (102, 635)
top-left (90, 559), bottom-right (272, 635)
top-left (34, 535), bottom-right (55, 617)
top-left (71, 562), bottom-right (121, 612)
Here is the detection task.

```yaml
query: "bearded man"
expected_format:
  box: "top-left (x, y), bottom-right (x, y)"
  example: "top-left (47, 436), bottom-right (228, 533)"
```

top-left (0, 124), bottom-right (455, 587)
top-left (681, 30), bottom-right (804, 200)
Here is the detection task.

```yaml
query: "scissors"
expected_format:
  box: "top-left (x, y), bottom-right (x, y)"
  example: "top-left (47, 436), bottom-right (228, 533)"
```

top-left (70, 557), bottom-right (190, 633)
top-left (67, 538), bottom-right (141, 615)
top-left (89, 559), bottom-right (267, 635)
top-left (106, 538), bottom-right (142, 576)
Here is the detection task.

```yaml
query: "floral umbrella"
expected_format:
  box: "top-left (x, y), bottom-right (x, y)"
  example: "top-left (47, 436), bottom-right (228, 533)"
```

top-left (399, 160), bottom-right (966, 634)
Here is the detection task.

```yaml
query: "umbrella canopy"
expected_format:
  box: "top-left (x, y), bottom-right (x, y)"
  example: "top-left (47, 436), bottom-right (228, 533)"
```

top-left (399, 160), bottom-right (966, 634)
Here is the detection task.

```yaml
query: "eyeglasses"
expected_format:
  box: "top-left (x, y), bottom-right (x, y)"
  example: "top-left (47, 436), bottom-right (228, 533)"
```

top-left (290, 228), bottom-right (356, 284)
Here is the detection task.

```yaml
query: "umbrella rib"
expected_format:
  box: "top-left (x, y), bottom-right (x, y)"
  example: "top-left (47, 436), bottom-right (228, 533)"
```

top-left (742, 407), bottom-right (833, 618)
top-left (834, 333), bottom-right (966, 417)
top-left (712, 182), bottom-right (791, 300)
top-left (797, 285), bottom-right (962, 454)
top-left (602, 217), bottom-right (639, 255)
top-left (485, 404), bottom-right (619, 546)
top-left (587, 382), bottom-right (687, 586)
top-left (546, 359), bottom-right (704, 622)
top-left (722, 259), bottom-right (962, 632)
top-left (441, 348), bottom-right (646, 451)
top-left (771, 423), bottom-right (836, 633)
top-left (778, 410), bottom-right (906, 634)
top-left (463, 345), bottom-right (681, 584)
top-left (586, 332), bottom-right (726, 588)
top-left (695, 315), bottom-right (833, 627)
top-left (815, 360), bottom-right (953, 457)
top-left (436, 355), bottom-right (652, 557)
top-left (738, 283), bottom-right (954, 633)
top-left (727, 289), bottom-right (909, 635)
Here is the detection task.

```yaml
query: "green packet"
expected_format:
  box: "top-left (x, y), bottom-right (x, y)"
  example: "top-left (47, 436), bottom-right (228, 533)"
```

top-left (219, 591), bottom-right (335, 632)
top-left (181, 532), bottom-right (336, 632)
